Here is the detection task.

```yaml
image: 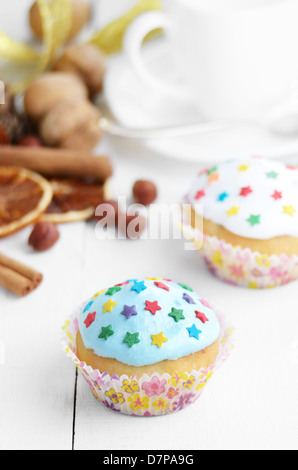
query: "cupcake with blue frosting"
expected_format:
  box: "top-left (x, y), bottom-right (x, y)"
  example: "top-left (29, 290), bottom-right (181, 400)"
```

top-left (62, 278), bottom-right (233, 415)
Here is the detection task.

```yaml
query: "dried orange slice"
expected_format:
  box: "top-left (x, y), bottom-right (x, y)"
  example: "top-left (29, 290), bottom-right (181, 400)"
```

top-left (0, 167), bottom-right (53, 238)
top-left (40, 178), bottom-right (109, 223)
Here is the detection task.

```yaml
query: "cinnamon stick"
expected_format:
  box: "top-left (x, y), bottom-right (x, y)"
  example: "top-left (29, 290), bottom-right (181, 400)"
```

top-left (0, 145), bottom-right (113, 181)
top-left (0, 253), bottom-right (43, 297)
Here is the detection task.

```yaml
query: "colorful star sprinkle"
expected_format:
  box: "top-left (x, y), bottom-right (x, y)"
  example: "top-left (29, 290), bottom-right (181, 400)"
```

top-left (238, 164), bottom-right (250, 172)
top-left (226, 206), bottom-right (240, 217)
top-left (178, 283), bottom-right (193, 292)
top-left (284, 205), bottom-right (296, 217)
top-left (240, 186), bottom-right (253, 197)
top-left (151, 332), bottom-right (168, 348)
top-left (183, 293), bottom-right (195, 304)
top-left (168, 307), bottom-right (185, 323)
top-left (123, 332), bottom-right (141, 348)
top-left (247, 214), bottom-right (261, 226)
top-left (218, 192), bottom-right (229, 202)
top-left (103, 299), bottom-right (118, 314)
top-left (120, 305), bottom-right (138, 320)
top-left (208, 172), bottom-right (220, 183)
top-left (105, 286), bottom-right (122, 296)
top-left (200, 298), bottom-right (212, 309)
top-left (266, 171), bottom-right (279, 179)
top-left (83, 301), bottom-right (93, 313)
top-left (195, 311), bottom-right (209, 324)
top-left (131, 280), bottom-right (147, 294)
top-left (145, 300), bottom-right (161, 316)
top-left (187, 324), bottom-right (202, 340)
top-left (98, 325), bottom-right (114, 340)
top-left (271, 190), bottom-right (283, 201)
top-left (195, 189), bottom-right (206, 200)
top-left (84, 311), bottom-right (96, 328)
top-left (154, 281), bottom-right (169, 292)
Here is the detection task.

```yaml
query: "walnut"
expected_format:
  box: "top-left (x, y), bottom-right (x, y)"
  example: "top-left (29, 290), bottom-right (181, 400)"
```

top-left (53, 44), bottom-right (106, 96)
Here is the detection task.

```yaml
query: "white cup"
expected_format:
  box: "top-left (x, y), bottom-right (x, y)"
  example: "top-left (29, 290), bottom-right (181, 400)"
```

top-left (124, 0), bottom-right (298, 121)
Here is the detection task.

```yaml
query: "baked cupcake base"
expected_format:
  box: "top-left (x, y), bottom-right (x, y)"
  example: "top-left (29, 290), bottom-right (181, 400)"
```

top-left (76, 329), bottom-right (220, 377)
top-left (62, 304), bottom-right (233, 416)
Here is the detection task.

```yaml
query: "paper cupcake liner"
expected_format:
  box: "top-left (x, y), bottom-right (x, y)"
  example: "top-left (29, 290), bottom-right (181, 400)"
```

top-left (61, 304), bottom-right (234, 417)
top-left (180, 208), bottom-right (298, 289)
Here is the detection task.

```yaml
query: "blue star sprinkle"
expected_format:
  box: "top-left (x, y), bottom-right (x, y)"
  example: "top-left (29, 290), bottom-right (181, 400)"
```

top-left (218, 192), bottom-right (229, 202)
top-left (187, 324), bottom-right (202, 340)
top-left (131, 280), bottom-right (147, 294)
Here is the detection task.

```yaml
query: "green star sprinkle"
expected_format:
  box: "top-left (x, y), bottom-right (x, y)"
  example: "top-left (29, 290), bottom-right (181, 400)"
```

top-left (123, 332), bottom-right (141, 348)
top-left (266, 171), bottom-right (279, 179)
top-left (105, 286), bottom-right (122, 296)
top-left (168, 307), bottom-right (185, 323)
top-left (247, 214), bottom-right (261, 227)
top-left (178, 283), bottom-right (193, 292)
top-left (98, 325), bottom-right (114, 340)
top-left (207, 166), bottom-right (218, 175)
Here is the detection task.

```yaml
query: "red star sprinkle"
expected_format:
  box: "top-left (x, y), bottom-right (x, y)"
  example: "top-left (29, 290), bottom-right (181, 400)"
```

top-left (145, 300), bottom-right (162, 315)
top-left (84, 311), bottom-right (96, 328)
top-left (154, 281), bottom-right (170, 291)
top-left (195, 311), bottom-right (209, 324)
top-left (271, 190), bottom-right (283, 201)
top-left (240, 186), bottom-right (253, 197)
top-left (195, 190), bottom-right (206, 200)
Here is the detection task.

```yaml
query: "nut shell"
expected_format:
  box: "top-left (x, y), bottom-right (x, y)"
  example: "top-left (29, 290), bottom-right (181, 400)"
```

top-left (39, 99), bottom-right (102, 150)
top-left (133, 180), bottom-right (158, 206)
top-left (24, 72), bottom-right (88, 122)
top-left (29, 222), bottom-right (60, 252)
top-left (53, 44), bottom-right (106, 96)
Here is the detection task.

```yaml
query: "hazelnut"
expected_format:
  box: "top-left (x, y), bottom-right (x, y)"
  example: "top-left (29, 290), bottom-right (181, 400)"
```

top-left (29, 222), bottom-right (60, 252)
top-left (39, 99), bottom-right (102, 150)
top-left (53, 44), bottom-right (106, 96)
top-left (29, 0), bottom-right (91, 41)
top-left (24, 72), bottom-right (88, 122)
top-left (133, 180), bottom-right (158, 206)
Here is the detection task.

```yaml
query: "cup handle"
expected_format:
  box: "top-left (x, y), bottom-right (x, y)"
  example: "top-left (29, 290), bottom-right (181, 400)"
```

top-left (123, 11), bottom-right (189, 100)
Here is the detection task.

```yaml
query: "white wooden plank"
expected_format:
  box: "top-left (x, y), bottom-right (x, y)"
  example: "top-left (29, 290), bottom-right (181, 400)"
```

top-left (0, 223), bottom-right (88, 450)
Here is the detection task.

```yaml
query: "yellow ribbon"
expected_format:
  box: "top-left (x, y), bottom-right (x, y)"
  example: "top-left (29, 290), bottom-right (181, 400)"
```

top-left (89, 0), bottom-right (162, 54)
top-left (0, 0), bottom-right (162, 94)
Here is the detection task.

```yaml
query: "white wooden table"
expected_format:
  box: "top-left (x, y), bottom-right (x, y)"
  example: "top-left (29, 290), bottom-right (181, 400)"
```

top-left (1, 0), bottom-right (298, 451)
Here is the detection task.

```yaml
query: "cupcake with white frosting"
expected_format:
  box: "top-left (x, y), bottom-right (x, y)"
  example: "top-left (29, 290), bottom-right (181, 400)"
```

top-left (185, 156), bottom-right (298, 288)
top-left (62, 278), bottom-right (233, 416)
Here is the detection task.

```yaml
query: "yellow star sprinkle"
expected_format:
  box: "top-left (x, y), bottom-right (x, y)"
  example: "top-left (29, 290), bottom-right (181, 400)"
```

top-left (151, 332), bottom-right (168, 348)
top-left (103, 299), bottom-right (118, 314)
top-left (92, 290), bottom-right (105, 300)
top-left (145, 277), bottom-right (163, 280)
top-left (283, 205), bottom-right (296, 217)
top-left (226, 206), bottom-right (240, 217)
top-left (238, 164), bottom-right (250, 172)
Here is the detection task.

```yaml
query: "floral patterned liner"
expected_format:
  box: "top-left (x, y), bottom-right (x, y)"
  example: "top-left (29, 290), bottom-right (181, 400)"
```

top-left (61, 304), bottom-right (234, 416)
top-left (181, 208), bottom-right (298, 289)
